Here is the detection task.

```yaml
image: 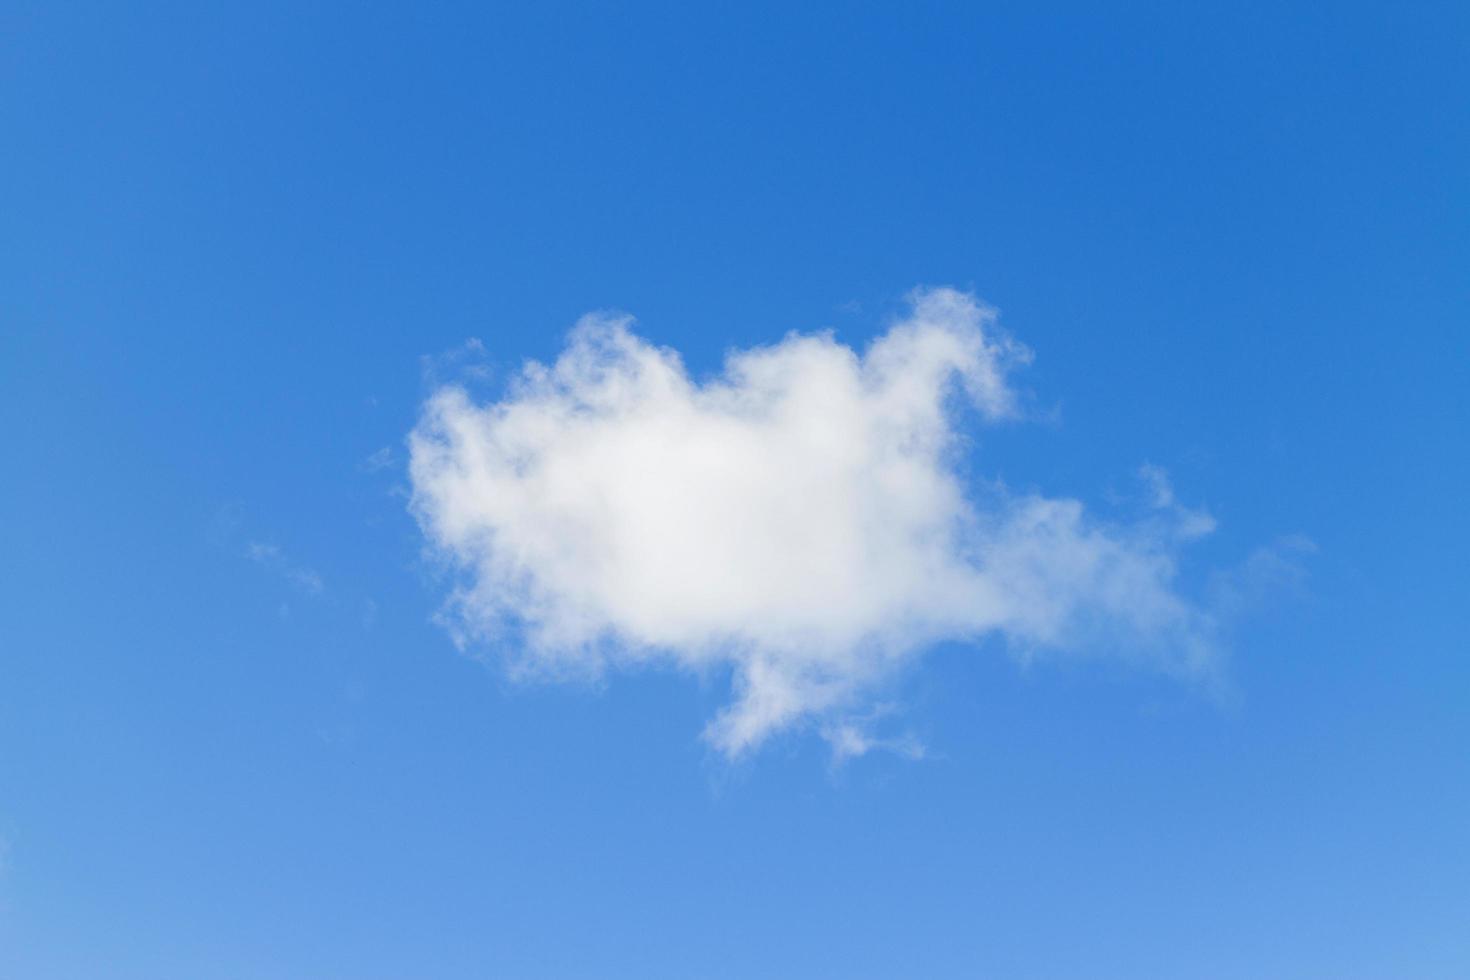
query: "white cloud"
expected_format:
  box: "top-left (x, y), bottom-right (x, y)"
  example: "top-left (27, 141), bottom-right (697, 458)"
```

top-left (408, 287), bottom-right (1225, 758)
top-left (359, 446), bottom-right (396, 473)
top-left (247, 541), bottom-right (324, 597)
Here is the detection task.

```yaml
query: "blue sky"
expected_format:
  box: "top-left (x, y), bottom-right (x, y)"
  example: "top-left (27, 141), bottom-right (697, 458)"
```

top-left (2, 2), bottom-right (1467, 977)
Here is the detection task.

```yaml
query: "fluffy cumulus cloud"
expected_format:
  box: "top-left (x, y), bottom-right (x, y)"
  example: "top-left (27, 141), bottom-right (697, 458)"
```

top-left (409, 288), bottom-right (1221, 757)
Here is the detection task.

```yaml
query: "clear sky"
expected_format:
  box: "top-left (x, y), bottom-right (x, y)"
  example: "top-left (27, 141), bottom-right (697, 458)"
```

top-left (2, 3), bottom-right (1467, 978)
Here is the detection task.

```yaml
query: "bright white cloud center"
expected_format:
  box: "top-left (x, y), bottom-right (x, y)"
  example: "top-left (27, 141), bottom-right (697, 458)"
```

top-left (408, 288), bottom-right (1216, 756)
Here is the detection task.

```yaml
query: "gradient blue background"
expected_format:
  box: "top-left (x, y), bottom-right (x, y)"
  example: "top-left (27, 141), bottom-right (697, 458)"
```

top-left (2, 3), bottom-right (1467, 977)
